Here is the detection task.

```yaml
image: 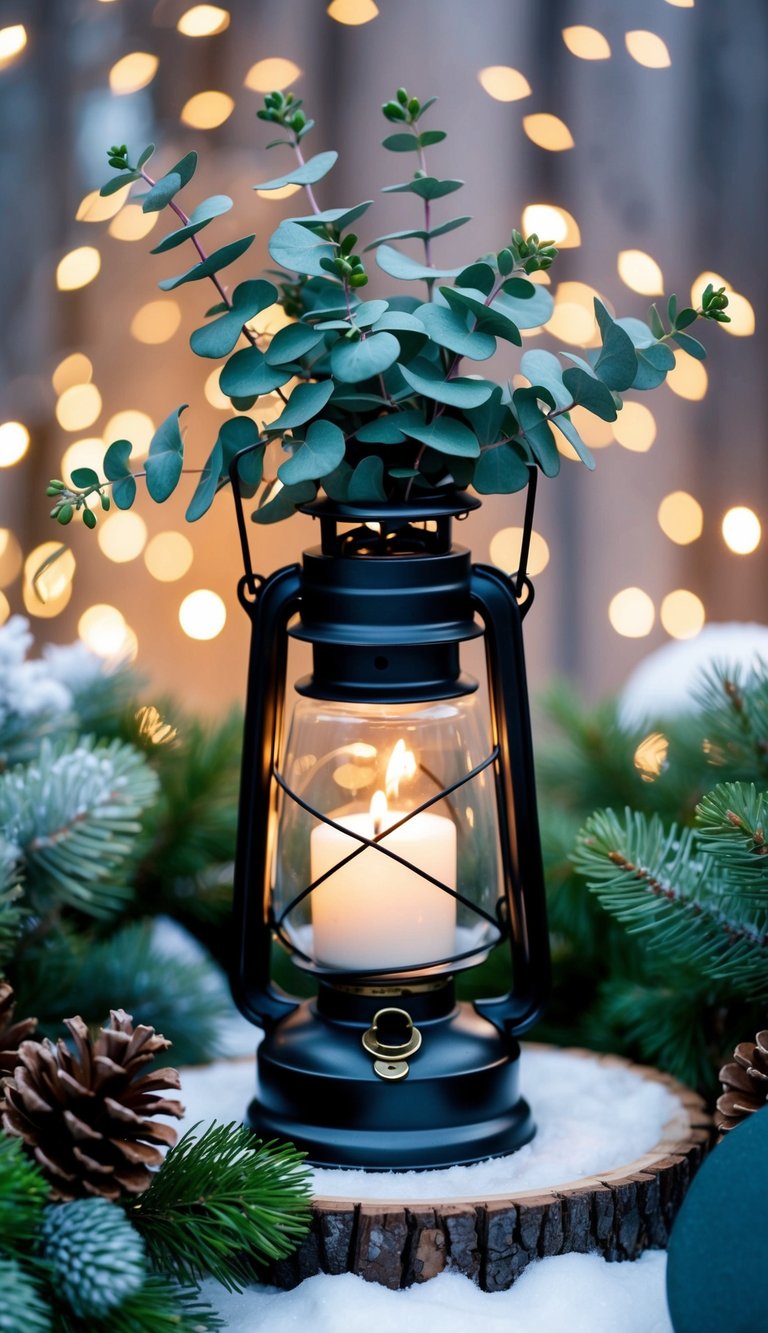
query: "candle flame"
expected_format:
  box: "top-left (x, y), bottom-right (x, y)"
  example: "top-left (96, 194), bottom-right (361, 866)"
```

top-left (370, 788), bottom-right (388, 836)
top-left (385, 738), bottom-right (417, 799)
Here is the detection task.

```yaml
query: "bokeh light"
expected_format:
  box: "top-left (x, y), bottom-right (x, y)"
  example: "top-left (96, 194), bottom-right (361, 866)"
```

top-left (136, 704), bottom-right (178, 746)
top-left (78, 604), bottom-right (136, 659)
top-left (56, 247), bottom-right (101, 291)
top-left (244, 57), bottom-right (301, 91)
top-left (722, 506), bottom-right (761, 555)
top-left (657, 491), bottom-right (703, 545)
top-left (52, 353), bottom-right (92, 395)
top-left (522, 113), bottom-right (574, 151)
top-left (23, 543), bottom-right (76, 618)
top-left (617, 249), bottom-right (664, 296)
top-left (177, 6), bottom-right (231, 36)
top-left (545, 282), bottom-right (602, 345)
top-left (0, 529), bottom-right (22, 587)
top-left (625, 31), bottom-right (672, 68)
top-left (634, 732), bottom-right (669, 781)
top-left (660, 590), bottom-right (705, 639)
top-left (130, 300), bottom-right (182, 344)
top-left (76, 185), bottom-right (131, 223)
top-left (690, 271), bottom-right (755, 337)
top-left (108, 206), bottom-right (159, 241)
top-left (103, 410), bottom-right (155, 458)
top-left (0, 25), bottom-right (27, 68)
top-left (254, 183), bottom-right (301, 201)
top-left (0, 421), bottom-right (30, 466)
top-left (109, 52), bottom-right (159, 95)
top-left (478, 66), bottom-right (531, 101)
top-left (612, 401), bottom-right (657, 453)
top-left (97, 511), bottom-right (148, 563)
top-left (179, 589), bottom-right (227, 640)
top-left (562, 26), bottom-right (611, 59)
top-left (180, 91), bottom-right (235, 129)
top-left (569, 406), bottom-right (613, 449)
top-left (0, 592), bottom-right (8, 626)
top-left (521, 204), bottom-right (580, 248)
top-left (608, 587), bottom-right (655, 638)
top-left (666, 349), bottom-right (708, 400)
top-left (489, 527), bottom-right (550, 577)
top-left (56, 384), bottom-right (102, 431)
top-left (326, 0), bottom-right (379, 23)
top-left (204, 368), bottom-right (231, 410)
top-left (61, 437), bottom-right (105, 481)
top-left (144, 531), bottom-right (194, 582)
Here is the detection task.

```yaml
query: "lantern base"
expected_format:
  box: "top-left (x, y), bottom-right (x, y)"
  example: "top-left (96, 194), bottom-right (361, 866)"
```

top-left (246, 983), bottom-right (535, 1168)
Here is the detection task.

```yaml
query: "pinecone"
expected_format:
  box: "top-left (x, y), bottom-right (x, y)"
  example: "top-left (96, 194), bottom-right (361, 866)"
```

top-left (715, 1030), bottom-right (768, 1133)
top-left (1, 1009), bottom-right (184, 1201)
top-left (0, 981), bottom-right (37, 1076)
top-left (41, 1198), bottom-right (146, 1319)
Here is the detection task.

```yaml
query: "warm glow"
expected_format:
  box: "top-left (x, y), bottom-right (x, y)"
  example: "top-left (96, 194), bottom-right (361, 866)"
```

top-left (657, 491), bottom-right (703, 545)
top-left (617, 249), bottom-right (664, 296)
top-left (130, 299), bottom-right (182, 344)
top-left (546, 282), bottom-right (602, 346)
top-left (52, 353), bottom-right (93, 394)
top-left (76, 185), bottom-right (131, 222)
top-left (136, 704), bottom-right (178, 745)
top-left (109, 205), bottom-right (159, 241)
top-left (97, 511), bottom-right (148, 563)
top-left (634, 732), bottom-right (669, 781)
top-left (56, 384), bottom-right (102, 432)
top-left (661, 590), bottom-right (705, 640)
top-left (56, 246), bottom-right (101, 291)
top-left (608, 587), bottom-right (655, 638)
top-left (78, 604), bottom-right (135, 659)
top-left (326, 0), bottom-right (379, 23)
top-left (204, 368), bottom-right (231, 410)
top-left (109, 52), bottom-right (159, 94)
top-left (24, 543), bottom-right (75, 618)
top-left (252, 303), bottom-right (293, 338)
top-left (625, 31), bottom-right (672, 68)
top-left (0, 529), bottom-right (22, 587)
top-left (666, 349), bottom-right (708, 400)
top-left (254, 183), bottom-right (301, 200)
top-left (370, 789), bottom-right (389, 829)
top-left (0, 24), bottom-right (27, 67)
top-left (489, 527), bottom-right (550, 577)
top-left (562, 26), bottom-right (611, 59)
top-left (61, 438), bottom-right (105, 481)
top-left (478, 66), bottom-right (532, 101)
top-left (385, 739), bottom-right (417, 800)
top-left (569, 406), bottom-right (613, 449)
top-left (665, 0), bottom-right (694, 6)
top-left (177, 5), bottom-right (231, 36)
top-left (104, 410), bottom-right (155, 459)
top-left (522, 204), bottom-right (580, 248)
top-left (722, 506), bottom-right (761, 555)
top-left (0, 592), bottom-right (8, 626)
top-left (179, 589), bottom-right (226, 639)
top-left (612, 401), bottom-right (657, 453)
top-left (181, 90), bottom-right (234, 128)
top-left (0, 421), bottom-right (29, 467)
top-left (244, 57), bottom-right (301, 92)
top-left (144, 531), bottom-right (194, 582)
top-left (522, 113), bottom-right (574, 151)
top-left (691, 271), bottom-right (754, 337)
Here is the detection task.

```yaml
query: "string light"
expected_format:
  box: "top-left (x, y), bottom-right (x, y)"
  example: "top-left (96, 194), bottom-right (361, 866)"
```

top-left (617, 250), bottom-right (664, 296)
top-left (612, 401), bottom-right (657, 453)
top-left (0, 592), bottom-right (8, 626)
top-left (23, 543), bottom-right (75, 618)
top-left (244, 58), bottom-right (301, 92)
top-left (521, 204), bottom-right (580, 248)
top-left (657, 491), bottom-right (703, 545)
top-left (634, 732), bottom-right (669, 781)
top-left (561, 26), bottom-right (611, 60)
top-left (0, 421), bottom-right (30, 467)
top-left (661, 590), bottom-right (705, 639)
top-left (489, 528), bottom-right (550, 576)
top-left (144, 532), bottom-right (194, 582)
top-left (608, 587), bottom-right (655, 638)
top-left (666, 349), bottom-right (708, 400)
top-left (522, 113), bottom-right (574, 151)
top-left (78, 604), bottom-right (137, 660)
top-left (108, 206), bottom-right (159, 241)
top-left (326, 0), bottom-right (379, 24)
top-left (625, 31), bottom-right (672, 67)
top-left (177, 6), bottom-right (231, 37)
top-left (56, 384), bottom-right (102, 431)
top-left (56, 247), bottom-right (101, 291)
top-left (130, 300), bottom-right (182, 344)
top-left (0, 529), bottom-right (22, 587)
top-left (52, 354), bottom-right (92, 394)
top-left (61, 438), bottom-right (105, 480)
top-left (478, 66), bottom-right (531, 101)
top-left (0, 24), bottom-right (27, 68)
top-left (76, 186), bottom-right (130, 223)
top-left (546, 282), bottom-right (602, 346)
top-left (97, 511), bottom-right (148, 563)
top-left (179, 589), bottom-right (226, 639)
top-left (109, 52), bottom-right (159, 95)
top-left (722, 507), bottom-right (761, 555)
top-left (180, 91), bottom-right (234, 128)
top-left (103, 410), bottom-right (155, 459)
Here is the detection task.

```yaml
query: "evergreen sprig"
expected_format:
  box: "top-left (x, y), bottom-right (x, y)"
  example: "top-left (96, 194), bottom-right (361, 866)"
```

top-left (52, 1275), bottom-right (225, 1333)
top-left (129, 1121), bottom-right (311, 1292)
top-left (0, 1135), bottom-right (48, 1260)
top-left (0, 1257), bottom-right (51, 1333)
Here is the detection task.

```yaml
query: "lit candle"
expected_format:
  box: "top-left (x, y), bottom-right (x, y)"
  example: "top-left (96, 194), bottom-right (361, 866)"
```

top-left (310, 784), bottom-right (457, 972)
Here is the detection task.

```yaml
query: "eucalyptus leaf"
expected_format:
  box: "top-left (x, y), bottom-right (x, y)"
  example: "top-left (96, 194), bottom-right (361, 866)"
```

top-left (158, 235), bottom-right (255, 291)
top-left (142, 152), bottom-right (198, 212)
top-left (355, 416), bottom-right (407, 444)
top-left (267, 379), bottom-right (335, 432)
top-left (137, 144), bottom-right (155, 169)
top-left (185, 439), bottom-right (223, 521)
top-left (289, 202), bottom-right (373, 232)
top-left (398, 360), bottom-right (494, 407)
top-left (220, 347), bottom-right (293, 398)
top-left (219, 416), bottom-right (264, 489)
top-left (370, 310), bottom-right (427, 360)
top-left (650, 304), bottom-right (666, 340)
top-left (383, 177), bottom-right (464, 201)
top-left (112, 474), bottom-right (137, 510)
top-left (100, 171), bottom-right (140, 197)
top-left (562, 367), bottom-right (618, 421)
top-left (473, 444), bottom-right (530, 494)
top-left (399, 413), bottom-right (480, 458)
top-left (593, 299), bottom-right (638, 391)
top-left (145, 406), bottom-right (186, 502)
top-left (413, 302), bottom-right (496, 360)
top-left (190, 279), bottom-right (278, 359)
top-left (493, 283), bottom-right (553, 330)
top-left (103, 440), bottom-right (133, 481)
top-left (330, 331), bottom-right (401, 383)
top-left (461, 385), bottom-right (508, 445)
top-left (519, 349), bottom-right (572, 409)
top-left (672, 330), bottom-right (707, 361)
top-left (419, 129), bottom-right (447, 147)
top-left (441, 287), bottom-right (522, 345)
top-left (70, 467), bottom-right (100, 488)
top-left (353, 299), bottom-right (389, 328)
top-left (252, 480), bottom-right (316, 524)
top-left (552, 414), bottom-right (595, 469)
top-left (278, 419), bottom-right (345, 484)
top-left (632, 340), bottom-right (676, 390)
top-left (364, 217), bottom-right (471, 250)
top-left (265, 323), bottom-right (324, 365)
top-left (268, 220), bottom-right (336, 278)
top-left (376, 245), bottom-right (461, 281)
top-left (456, 263), bottom-right (496, 295)
top-left (150, 195), bottom-right (233, 253)
top-left (347, 455), bottom-right (387, 502)
top-left (513, 387), bottom-right (560, 476)
top-left (254, 150), bottom-right (338, 192)
top-left (322, 460), bottom-right (353, 501)
top-left (382, 133), bottom-right (420, 152)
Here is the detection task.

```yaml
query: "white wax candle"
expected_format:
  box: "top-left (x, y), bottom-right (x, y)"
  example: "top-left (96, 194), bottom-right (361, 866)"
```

top-left (310, 805), bottom-right (457, 971)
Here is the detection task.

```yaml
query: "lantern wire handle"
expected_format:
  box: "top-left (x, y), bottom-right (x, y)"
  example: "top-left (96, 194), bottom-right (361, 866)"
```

top-left (228, 446), bottom-right (266, 602)
top-left (514, 466), bottom-right (538, 602)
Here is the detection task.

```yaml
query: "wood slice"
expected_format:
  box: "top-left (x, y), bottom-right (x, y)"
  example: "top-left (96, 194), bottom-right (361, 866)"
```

top-left (267, 1045), bottom-right (711, 1292)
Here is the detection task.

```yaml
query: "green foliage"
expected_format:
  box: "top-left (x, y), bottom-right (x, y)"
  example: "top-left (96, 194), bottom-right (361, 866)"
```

top-left (40, 1199), bottom-right (147, 1319)
top-left (47, 85), bottom-right (728, 537)
top-left (52, 1276), bottom-right (225, 1333)
top-left (129, 1121), bottom-right (311, 1291)
top-left (0, 1136), bottom-right (48, 1260)
top-left (0, 1257), bottom-right (51, 1332)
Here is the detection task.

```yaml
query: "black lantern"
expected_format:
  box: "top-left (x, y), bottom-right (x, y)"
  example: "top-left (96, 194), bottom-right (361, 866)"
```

top-left (230, 481), bottom-right (550, 1168)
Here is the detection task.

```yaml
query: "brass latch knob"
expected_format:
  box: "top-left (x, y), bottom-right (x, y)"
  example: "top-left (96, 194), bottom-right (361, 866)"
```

top-left (362, 1007), bottom-right (422, 1081)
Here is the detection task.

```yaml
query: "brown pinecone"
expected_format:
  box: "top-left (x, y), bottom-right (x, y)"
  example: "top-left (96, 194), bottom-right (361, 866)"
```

top-left (715, 1030), bottom-right (768, 1133)
top-left (1, 1008), bottom-right (185, 1200)
top-left (0, 981), bottom-right (37, 1075)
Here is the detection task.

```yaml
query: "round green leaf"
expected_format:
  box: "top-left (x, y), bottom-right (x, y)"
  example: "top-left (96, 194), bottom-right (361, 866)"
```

top-left (267, 379), bottom-right (335, 432)
top-left (278, 420), bottom-right (345, 484)
top-left (347, 455), bottom-right (387, 502)
top-left (103, 439), bottom-right (133, 481)
top-left (474, 444), bottom-right (529, 493)
top-left (413, 303), bottom-right (496, 361)
top-left (252, 480), bottom-right (316, 524)
top-left (330, 332), bottom-right (401, 383)
top-left (376, 244), bottom-right (461, 282)
top-left (399, 414), bottom-right (480, 458)
top-left (158, 235), bottom-right (255, 292)
top-left (382, 177), bottom-right (463, 201)
top-left (441, 287), bottom-right (522, 345)
top-left (151, 195), bottom-right (233, 253)
top-left (70, 467), bottom-right (100, 488)
top-left (398, 360), bottom-right (494, 407)
top-left (144, 406), bottom-right (187, 503)
top-left (185, 440), bottom-right (223, 521)
top-left (290, 202), bottom-right (374, 233)
top-left (220, 347), bottom-right (293, 398)
top-left (268, 220), bottom-right (336, 278)
top-left (353, 300), bottom-right (389, 328)
top-left (265, 323), bottom-right (324, 366)
top-left (190, 280), bottom-right (278, 359)
top-left (254, 150), bottom-right (338, 192)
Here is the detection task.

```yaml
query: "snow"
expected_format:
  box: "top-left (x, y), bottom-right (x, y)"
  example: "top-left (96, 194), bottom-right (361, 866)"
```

top-left (179, 1046), bottom-right (681, 1329)
top-left (619, 621), bottom-right (768, 729)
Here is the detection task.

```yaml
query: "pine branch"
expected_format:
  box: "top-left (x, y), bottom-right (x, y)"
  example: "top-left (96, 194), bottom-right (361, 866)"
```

top-left (53, 1277), bottom-right (225, 1332)
top-left (695, 781), bottom-right (768, 898)
top-left (0, 737), bottom-right (158, 920)
top-left (0, 1135), bottom-right (49, 1260)
top-left (129, 1121), bottom-right (312, 1292)
top-left (0, 1256), bottom-right (51, 1332)
top-left (573, 807), bottom-right (768, 998)
top-left (694, 662), bottom-right (768, 781)
top-left (0, 840), bottom-right (24, 970)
